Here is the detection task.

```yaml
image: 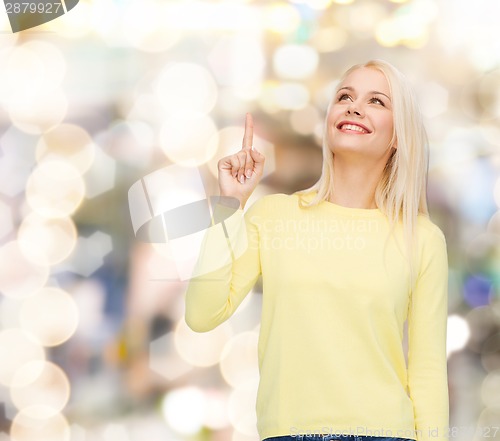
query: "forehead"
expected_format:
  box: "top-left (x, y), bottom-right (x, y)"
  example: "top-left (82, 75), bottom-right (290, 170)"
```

top-left (340, 67), bottom-right (390, 95)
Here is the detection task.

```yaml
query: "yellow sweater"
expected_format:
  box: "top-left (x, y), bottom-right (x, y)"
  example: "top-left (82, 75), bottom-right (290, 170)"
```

top-left (184, 191), bottom-right (449, 441)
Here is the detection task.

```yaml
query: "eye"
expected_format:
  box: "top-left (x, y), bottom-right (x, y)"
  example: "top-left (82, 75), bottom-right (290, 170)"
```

top-left (337, 93), bottom-right (351, 102)
top-left (370, 97), bottom-right (385, 106)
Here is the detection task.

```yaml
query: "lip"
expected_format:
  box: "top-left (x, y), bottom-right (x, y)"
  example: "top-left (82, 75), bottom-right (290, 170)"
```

top-left (336, 120), bottom-right (372, 134)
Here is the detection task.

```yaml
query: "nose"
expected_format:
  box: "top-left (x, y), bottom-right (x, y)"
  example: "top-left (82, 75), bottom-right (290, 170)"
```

top-left (346, 101), bottom-right (363, 117)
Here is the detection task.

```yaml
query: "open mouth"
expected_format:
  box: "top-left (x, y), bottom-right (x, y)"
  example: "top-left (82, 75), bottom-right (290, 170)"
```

top-left (337, 123), bottom-right (371, 134)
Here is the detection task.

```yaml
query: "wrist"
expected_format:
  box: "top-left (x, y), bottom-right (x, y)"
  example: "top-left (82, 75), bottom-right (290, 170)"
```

top-left (218, 195), bottom-right (243, 209)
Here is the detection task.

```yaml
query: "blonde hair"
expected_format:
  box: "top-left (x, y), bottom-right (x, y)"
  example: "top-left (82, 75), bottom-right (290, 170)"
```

top-left (295, 59), bottom-right (429, 292)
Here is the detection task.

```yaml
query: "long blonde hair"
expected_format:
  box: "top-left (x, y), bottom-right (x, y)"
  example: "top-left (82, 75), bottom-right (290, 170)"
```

top-left (295, 59), bottom-right (429, 292)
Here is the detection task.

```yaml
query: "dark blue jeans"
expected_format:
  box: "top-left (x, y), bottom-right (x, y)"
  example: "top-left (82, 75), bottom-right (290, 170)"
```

top-left (263, 435), bottom-right (414, 441)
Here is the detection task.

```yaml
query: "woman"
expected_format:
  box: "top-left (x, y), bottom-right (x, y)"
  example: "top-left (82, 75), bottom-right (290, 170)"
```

top-left (185, 60), bottom-right (449, 441)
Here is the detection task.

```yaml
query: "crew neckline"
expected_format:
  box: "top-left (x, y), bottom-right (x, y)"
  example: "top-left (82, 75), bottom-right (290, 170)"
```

top-left (296, 191), bottom-right (385, 218)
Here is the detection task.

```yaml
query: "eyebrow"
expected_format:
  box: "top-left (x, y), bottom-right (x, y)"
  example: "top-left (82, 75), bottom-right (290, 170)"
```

top-left (336, 86), bottom-right (391, 102)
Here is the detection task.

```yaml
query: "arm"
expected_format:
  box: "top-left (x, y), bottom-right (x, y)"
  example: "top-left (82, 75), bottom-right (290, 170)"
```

top-left (407, 226), bottom-right (450, 441)
top-left (184, 197), bottom-right (263, 333)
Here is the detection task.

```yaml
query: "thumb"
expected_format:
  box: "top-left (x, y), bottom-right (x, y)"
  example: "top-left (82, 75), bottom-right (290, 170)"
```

top-left (250, 148), bottom-right (265, 173)
top-left (250, 147), bottom-right (264, 163)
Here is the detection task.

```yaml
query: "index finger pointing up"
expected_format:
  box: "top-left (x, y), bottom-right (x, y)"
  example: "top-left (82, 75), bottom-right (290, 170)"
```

top-left (242, 113), bottom-right (253, 150)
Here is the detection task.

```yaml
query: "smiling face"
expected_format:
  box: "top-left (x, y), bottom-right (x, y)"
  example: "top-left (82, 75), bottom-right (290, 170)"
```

top-left (326, 67), bottom-right (395, 161)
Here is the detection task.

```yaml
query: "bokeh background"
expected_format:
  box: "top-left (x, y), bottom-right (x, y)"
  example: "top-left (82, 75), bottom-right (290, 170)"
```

top-left (0, 0), bottom-right (499, 440)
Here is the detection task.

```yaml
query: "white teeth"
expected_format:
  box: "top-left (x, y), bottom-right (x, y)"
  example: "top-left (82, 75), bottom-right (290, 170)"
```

top-left (340, 124), bottom-right (368, 133)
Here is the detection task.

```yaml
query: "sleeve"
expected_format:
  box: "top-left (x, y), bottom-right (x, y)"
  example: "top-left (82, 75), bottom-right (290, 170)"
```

top-left (407, 226), bottom-right (450, 441)
top-left (183, 196), bottom-right (264, 333)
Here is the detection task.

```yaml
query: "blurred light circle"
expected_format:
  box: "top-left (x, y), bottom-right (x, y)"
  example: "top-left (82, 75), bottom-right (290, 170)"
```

top-left (123, 2), bottom-right (180, 52)
top-left (227, 380), bottom-right (259, 436)
top-left (19, 287), bottom-right (79, 347)
top-left (264, 3), bottom-right (301, 34)
top-left (20, 42), bottom-right (66, 91)
top-left (81, 146), bottom-right (116, 199)
top-left (465, 233), bottom-right (500, 275)
top-left (155, 63), bottom-right (217, 115)
top-left (161, 387), bottom-right (205, 435)
top-left (311, 26), bottom-right (348, 52)
top-left (463, 274), bottom-right (494, 308)
top-left (0, 199), bottom-right (14, 240)
top-left (11, 408), bottom-right (70, 441)
top-left (273, 83), bottom-right (310, 110)
top-left (0, 26), bottom-right (18, 52)
top-left (290, 105), bottom-right (321, 135)
top-left (208, 35), bottom-right (265, 92)
top-left (36, 124), bottom-right (95, 174)
top-left (11, 361), bottom-right (70, 417)
top-left (90, 0), bottom-right (121, 41)
top-left (203, 388), bottom-right (230, 430)
top-left (301, 0), bottom-right (333, 9)
top-left (417, 81), bottom-right (449, 118)
top-left (481, 370), bottom-right (500, 408)
top-left (273, 44), bottom-right (319, 80)
top-left (315, 80), bottom-right (339, 113)
top-left (465, 306), bottom-right (498, 354)
top-left (0, 329), bottom-right (45, 387)
top-left (175, 319), bottom-right (232, 367)
top-left (346, 1), bottom-right (387, 34)
top-left (0, 241), bottom-right (48, 299)
top-left (8, 88), bottom-right (67, 135)
top-left (446, 315), bottom-right (470, 356)
top-left (97, 120), bottom-right (155, 168)
top-left (375, 19), bottom-right (400, 47)
top-left (487, 211), bottom-right (500, 235)
top-left (220, 332), bottom-right (259, 388)
top-left (476, 406), bottom-right (500, 434)
top-left (1, 42), bottom-right (65, 104)
top-left (481, 332), bottom-right (500, 373)
top-left (259, 81), bottom-right (281, 114)
top-left (160, 112), bottom-right (219, 166)
top-left (477, 70), bottom-right (500, 120)
top-left (122, 0), bottom-right (162, 45)
top-left (479, 123), bottom-right (500, 148)
top-left (134, 27), bottom-right (181, 53)
top-left (25, 159), bottom-right (85, 219)
top-left (18, 214), bottom-right (77, 266)
top-left (1, 46), bottom-right (43, 103)
top-left (495, 177), bottom-right (500, 208)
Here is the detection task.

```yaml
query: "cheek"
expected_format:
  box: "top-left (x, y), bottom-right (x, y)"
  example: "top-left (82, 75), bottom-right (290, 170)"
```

top-left (379, 115), bottom-right (394, 135)
top-left (326, 106), bottom-right (341, 126)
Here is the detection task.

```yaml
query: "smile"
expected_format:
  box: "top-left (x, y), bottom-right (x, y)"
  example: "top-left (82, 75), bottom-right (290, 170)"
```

top-left (338, 123), bottom-right (370, 134)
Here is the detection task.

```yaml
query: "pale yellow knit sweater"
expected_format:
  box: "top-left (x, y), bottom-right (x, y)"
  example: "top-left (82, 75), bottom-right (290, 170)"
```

top-left (185, 191), bottom-right (449, 441)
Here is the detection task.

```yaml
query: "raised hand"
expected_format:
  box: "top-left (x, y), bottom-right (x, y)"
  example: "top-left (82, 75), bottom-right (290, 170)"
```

top-left (217, 113), bottom-right (265, 209)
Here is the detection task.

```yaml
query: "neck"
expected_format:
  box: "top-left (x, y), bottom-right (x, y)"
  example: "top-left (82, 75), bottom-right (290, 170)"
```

top-left (329, 157), bottom-right (385, 209)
